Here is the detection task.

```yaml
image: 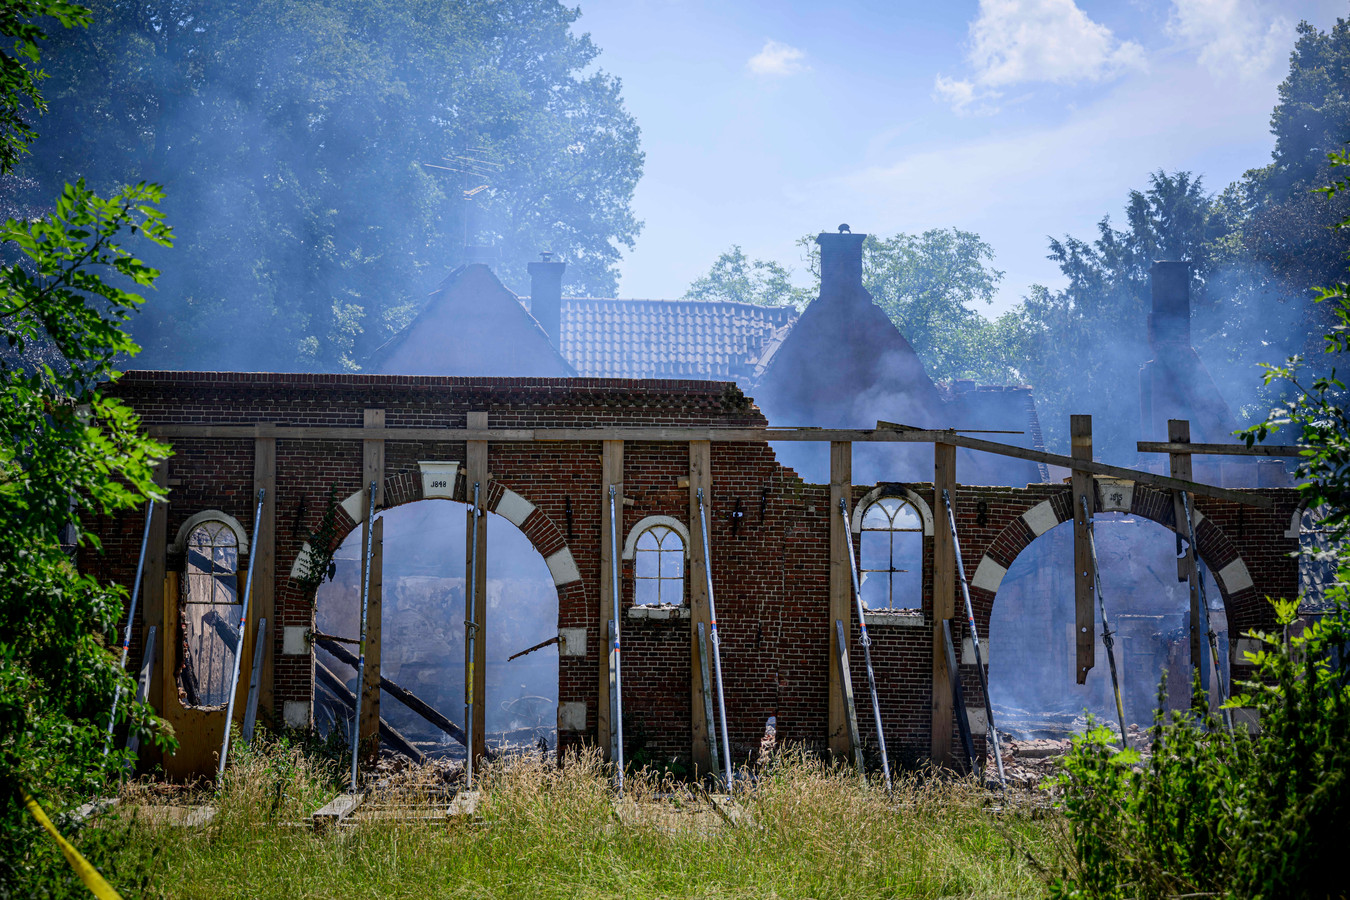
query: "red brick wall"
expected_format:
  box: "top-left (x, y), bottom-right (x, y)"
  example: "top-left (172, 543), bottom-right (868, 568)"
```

top-left (87, 371), bottom-right (1302, 769)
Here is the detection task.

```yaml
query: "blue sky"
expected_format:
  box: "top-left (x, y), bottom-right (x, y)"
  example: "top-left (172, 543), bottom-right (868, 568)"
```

top-left (575, 0), bottom-right (1347, 314)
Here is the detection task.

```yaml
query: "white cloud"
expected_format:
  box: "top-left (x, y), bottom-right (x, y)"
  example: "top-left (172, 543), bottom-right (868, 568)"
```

top-left (747, 39), bottom-right (809, 77)
top-left (935, 0), bottom-right (1146, 113)
top-left (1167, 0), bottom-right (1293, 80)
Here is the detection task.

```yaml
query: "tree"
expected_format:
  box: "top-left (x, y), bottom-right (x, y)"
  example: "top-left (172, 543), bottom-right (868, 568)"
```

top-left (683, 244), bottom-right (807, 309)
top-left (7, 0), bottom-right (644, 371)
top-left (0, 2), bottom-right (172, 883)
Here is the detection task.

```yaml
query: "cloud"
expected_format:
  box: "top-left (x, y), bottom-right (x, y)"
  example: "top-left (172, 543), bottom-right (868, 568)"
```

top-left (935, 0), bottom-right (1146, 113)
top-left (1167, 0), bottom-right (1293, 80)
top-left (747, 39), bottom-right (809, 77)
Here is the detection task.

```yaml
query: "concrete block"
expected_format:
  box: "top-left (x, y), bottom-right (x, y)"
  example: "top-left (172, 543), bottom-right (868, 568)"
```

top-left (1021, 500), bottom-right (1058, 537)
top-left (283, 700), bottom-right (310, 728)
top-left (557, 701), bottom-right (586, 732)
top-left (283, 626), bottom-right (309, 655)
top-left (962, 635), bottom-right (989, 665)
top-left (965, 706), bottom-right (988, 736)
top-left (1097, 479), bottom-right (1134, 513)
top-left (494, 489), bottom-right (535, 527)
top-left (545, 547), bottom-right (581, 585)
top-left (1217, 559), bottom-right (1254, 594)
top-left (558, 627), bottom-right (587, 657)
top-left (971, 557), bottom-right (1007, 593)
top-left (419, 460), bottom-right (459, 500)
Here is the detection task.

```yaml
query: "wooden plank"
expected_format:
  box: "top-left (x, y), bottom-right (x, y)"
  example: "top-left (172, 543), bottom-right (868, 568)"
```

top-left (1138, 441), bottom-right (1303, 457)
top-left (1072, 415), bottom-right (1095, 685)
top-left (834, 619), bottom-right (863, 772)
top-left (943, 620), bottom-right (977, 776)
top-left (241, 619), bottom-right (266, 745)
top-left (1169, 419), bottom-right (1204, 691)
top-left (316, 637), bottom-right (466, 745)
top-left (144, 464), bottom-right (168, 725)
top-left (124, 626), bottom-right (158, 762)
top-left (931, 442), bottom-right (956, 766)
top-left (828, 441), bottom-right (852, 761)
top-left (695, 623), bottom-right (720, 778)
top-left (688, 440), bottom-right (713, 776)
top-left (599, 440), bottom-right (623, 760)
top-left (359, 518), bottom-right (383, 764)
top-left (312, 792), bottom-right (365, 831)
top-left (252, 435), bottom-right (276, 720)
top-left (315, 660), bottom-right (423, 764)
top-left (143, 423), bottom-right (1273, 508)
top-left (363, 408), bottom-right (386, 513)
top-left (465, 411), bottom-right (488, 767)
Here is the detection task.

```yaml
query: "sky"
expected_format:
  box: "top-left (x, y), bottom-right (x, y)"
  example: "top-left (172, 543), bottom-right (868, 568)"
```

top-left (574, 0), bottom-right (1348, 315)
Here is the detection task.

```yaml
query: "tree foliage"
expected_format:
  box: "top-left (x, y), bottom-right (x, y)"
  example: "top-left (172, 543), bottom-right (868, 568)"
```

top-left (7, 0), bottom-right (644, 371)
top-left (0, 0), bottom-right (172, 881)
top-left (683, 244), bottom-right (807, 310)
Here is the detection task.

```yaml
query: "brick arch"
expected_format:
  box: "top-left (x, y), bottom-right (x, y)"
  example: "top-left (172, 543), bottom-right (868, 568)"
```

top-left (287, 470), bottom-right (582, 593)
top-left (966, 482), bottom-right (1260, 633)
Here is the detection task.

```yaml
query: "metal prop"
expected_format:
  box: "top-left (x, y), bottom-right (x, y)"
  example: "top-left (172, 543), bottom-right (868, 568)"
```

top-left (104, 499), bottom-right (155, 760)
top-left (608, 485), bottom-right (625, 794)
top-left (465, 481), bottom-right (482, 786)
top-left (347, 482), bottom-right (377, 791)
top-left (838, 499), bottom-right (893, 790)
top-left (218, 489), bottom-right (266, 783)
top-left (696, 489), bottom-right (734, 789)
top-left (1082, 496), bottom-right (1129, 750)
top-left (1181, 491), bottom-right (1232, 731)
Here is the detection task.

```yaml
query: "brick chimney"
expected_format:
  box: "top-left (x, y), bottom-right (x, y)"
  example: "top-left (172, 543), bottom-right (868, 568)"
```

top-left (817, 227), bottom-right (868, 305)
top-left (1148, 260), bottom-right (1191, 349)
top-left (527, 251), bottom-right (565, 346)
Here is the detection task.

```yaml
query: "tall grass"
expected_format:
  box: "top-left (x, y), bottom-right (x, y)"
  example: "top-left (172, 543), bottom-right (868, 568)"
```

top-left (32, 741), bottom-right (1051, 900)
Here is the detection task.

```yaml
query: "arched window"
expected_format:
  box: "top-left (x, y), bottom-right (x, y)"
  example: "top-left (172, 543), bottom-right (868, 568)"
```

top-left (634, 524), bottom-right (686, 606)
top-left (859, 497), bottom-right (923, 610)
top-left (178, 519), bottom-right (242, 708)
top-left (1297, 505), bottom-right (1336, 612)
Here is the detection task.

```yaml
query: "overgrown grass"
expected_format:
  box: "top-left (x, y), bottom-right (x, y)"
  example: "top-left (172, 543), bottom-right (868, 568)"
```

top-left (21, 740), bottom-right (1053, 900)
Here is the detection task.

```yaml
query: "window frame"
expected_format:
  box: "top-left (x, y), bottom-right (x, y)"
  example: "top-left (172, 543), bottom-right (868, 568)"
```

top-left (850, 488), bottom-right (933, 613)
top-left (622, 515), bottom-right (691, 608)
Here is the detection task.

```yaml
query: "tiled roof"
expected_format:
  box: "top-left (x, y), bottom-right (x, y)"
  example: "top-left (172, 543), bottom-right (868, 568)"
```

top-left (559, 298), bottom-right (797, 380)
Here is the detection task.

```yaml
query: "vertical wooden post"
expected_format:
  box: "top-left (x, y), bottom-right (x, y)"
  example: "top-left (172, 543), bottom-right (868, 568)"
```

top-left (931, 442), bottom-right (957, 766)
top-left (1072, 414), bottom-right (1096, 684)
top-left (688, 440), bottom-right (713, 775)
top-left (466, 411), bottom-right (489, 766)
top-left (252, 430), bottom-right (277, 719)
top-left (145, 464), bottom-right (168, 722)
top-left (1168, 419), bottom-right (1203, 689)
top-left (599, 440), bottom-right (624, 759)
top-left (359, 518), bottom-right (383, 763)
top-left (358, 409), bottom-right (385, 758)
top-left (828, 441), bottom-right (853, 761)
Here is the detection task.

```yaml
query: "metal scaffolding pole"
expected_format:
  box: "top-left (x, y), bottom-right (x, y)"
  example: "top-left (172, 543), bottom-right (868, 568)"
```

top-left (1180, 491), bottom-right (1232, 731)
top-left (942, 489), bottom-right (1006, 789)
top-left (348, 481), bottom-right (377, 791)
top-left (839, 499), bottom-right (892, 790)
top-left (218, 489), bottom-right (266, 783)
top-left (105, 499), bottom-right (155, 760)
top-left (465, 481), bottom-right (482, 787)
top-left (1082, 496), bottom-right (1129, 750)
top-left (696, 489), bottom-right (734, 790)
top-left (608, 485), bottom-right (625, 794)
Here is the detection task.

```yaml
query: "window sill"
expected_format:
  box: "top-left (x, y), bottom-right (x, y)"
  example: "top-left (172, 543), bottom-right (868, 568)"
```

top-left (862, 610), bottom-right (925, 627)
top-left (627, 605), bottom-right (691, 621)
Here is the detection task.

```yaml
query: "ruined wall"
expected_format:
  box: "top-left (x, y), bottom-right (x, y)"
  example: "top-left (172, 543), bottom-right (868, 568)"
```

top-left (86, 372), bottom-right (1301, 774)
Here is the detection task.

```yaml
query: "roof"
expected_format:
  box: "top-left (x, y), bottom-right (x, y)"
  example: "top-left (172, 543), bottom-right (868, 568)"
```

top-left (557, 297), bottom-right (797, 381)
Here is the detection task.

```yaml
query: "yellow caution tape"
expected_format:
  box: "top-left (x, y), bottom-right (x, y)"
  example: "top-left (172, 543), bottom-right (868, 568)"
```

top-left (21, 789), bottom-right (124, 900)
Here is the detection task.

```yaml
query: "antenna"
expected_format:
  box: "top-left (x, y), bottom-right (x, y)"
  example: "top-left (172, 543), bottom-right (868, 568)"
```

top-left (420, 143), bottom-right (503, 260)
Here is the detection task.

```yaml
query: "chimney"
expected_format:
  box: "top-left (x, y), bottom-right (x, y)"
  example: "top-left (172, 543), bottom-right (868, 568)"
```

top-left (1148, 260), bottom-right (1191, 349)
top-left (817, 226), bottom-right (867, 305)
top-left (527, 251), bottom-right (565, 345)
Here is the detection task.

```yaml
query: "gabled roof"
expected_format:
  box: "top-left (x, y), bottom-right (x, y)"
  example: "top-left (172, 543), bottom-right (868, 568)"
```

top-left (368, 265), bottom-right (575, 377)
top-left (557, 297), bottom-right (796, 381)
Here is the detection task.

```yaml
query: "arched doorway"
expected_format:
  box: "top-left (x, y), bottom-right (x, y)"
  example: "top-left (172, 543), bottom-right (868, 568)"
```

top-left (987, 512), bottom-right (1229, 739)
top-left (313, 498), bottom-right (559, 759)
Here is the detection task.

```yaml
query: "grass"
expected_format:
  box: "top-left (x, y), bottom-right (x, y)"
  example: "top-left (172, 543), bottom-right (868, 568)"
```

top-left (24, 739), bottom-right (1055, 900)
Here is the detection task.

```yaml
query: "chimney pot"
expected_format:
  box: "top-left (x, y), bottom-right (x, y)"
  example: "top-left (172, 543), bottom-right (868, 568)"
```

top-left (816, 229), bottom-right (867, 305)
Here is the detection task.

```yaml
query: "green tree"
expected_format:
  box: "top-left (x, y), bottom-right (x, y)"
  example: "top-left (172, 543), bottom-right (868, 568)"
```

top-left (683, 244), bottom-right (808, 309)
top-left (7, 0), bottom-right (644, 371)
top-left (0, 1), bottom-right (172, 882)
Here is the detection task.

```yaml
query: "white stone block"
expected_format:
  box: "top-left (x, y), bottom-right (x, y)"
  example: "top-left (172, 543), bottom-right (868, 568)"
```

top-left (559, 627), bottom-right (587, 657)
top-left (965, 706), bottom-right (988, 736)
top-left (282, 626), bottom-right (310, 656)
top-left (289, 542), bottom-right (312, 578)
top-left (340, 489), bottom-right (364, 522)
top-left (1021, 500), bottom-right (1058, 537)
top-left (971, 557), bottom-right (1008, 593)
top-left (283, 701), bottom-right (310, 728)
top-left (1097, 479), bottom-right (1134, 513)
top-left (962, 635), bottom-right (989, 665)
top-left (419, 460), bottom-right (459, 500)
top-left (494, 489), bottom-right (535, 527)
top-left (557, 701), bottom-right (586, 732)
top-left (545, 547), bottom-right (581, 585)
top-left (1218, 559), bottom-right (1254, 594)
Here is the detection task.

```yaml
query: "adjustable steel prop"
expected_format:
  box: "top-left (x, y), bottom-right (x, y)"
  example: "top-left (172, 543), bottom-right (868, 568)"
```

top-left (838, 499), bottom-right (893, 790)
top-left (348, 481), bottom-right (378, 791)
top-left (104, 499), bottom-right (155, 760)
top-left (608, 485), bottom-right (625, 794)
top-left (697, 489), bottom-right (734, 789)
top-left (465, 481), bottom-right (482, 787)
top-left (218, 489), bottom-right (266, 783)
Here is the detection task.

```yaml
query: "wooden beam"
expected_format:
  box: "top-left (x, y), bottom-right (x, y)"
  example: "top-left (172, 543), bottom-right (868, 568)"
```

top-left (145, 464), bottom-right (168, 722)
top-left (316, 637), bottom-right (466, 746)
top-left (1169, 419), bottom-right (1204, 690)
top-left (315, 660), bottom-right (423, 765)
top-left (834, 619), bottom-right (863, 772)
top-left (828, 441), bottom-right (852, 762)
top-left (931, 443), bottom-right (957, 766)
top-left (688, 440), bottom-right (713, 776)
top-left (357, 408), bottom-right (384, 763)
top-left (465, 411), bottom-right (488, 767)
top-left (142, 423), bottom-right (1274, 508)
top-left (1138, 441), bottom-right (1303, 457)
top-left (252, 435), bottom-right (276, 719)
top-left (599, 440), bottom-right (623, 760)
top-left (1072, 415), bottom-right (1095, 685)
